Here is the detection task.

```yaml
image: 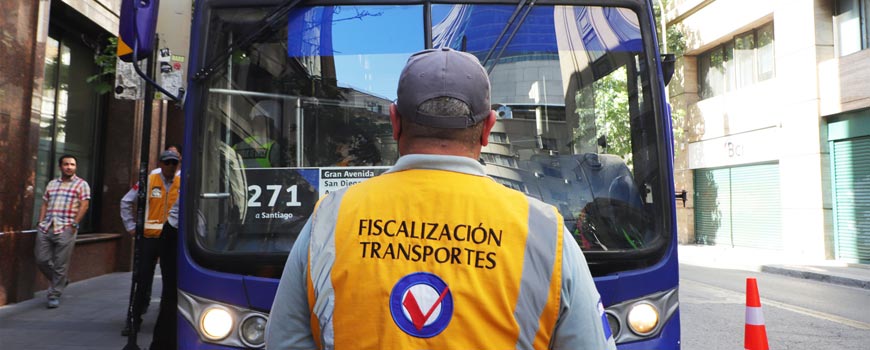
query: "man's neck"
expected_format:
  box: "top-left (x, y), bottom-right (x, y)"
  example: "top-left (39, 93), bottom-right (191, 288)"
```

top-left (162, 172), bottom-right (175, 183)
top-left (399, 140), bottom-right (481, 159)
top-left (61, 174), bottom-right (74, 182)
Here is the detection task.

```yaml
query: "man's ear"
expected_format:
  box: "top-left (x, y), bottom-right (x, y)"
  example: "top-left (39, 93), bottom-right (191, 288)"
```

top-left (390, 104), bottom-right (402, 141)
top-left (480, 111), bottom-right (497, 146)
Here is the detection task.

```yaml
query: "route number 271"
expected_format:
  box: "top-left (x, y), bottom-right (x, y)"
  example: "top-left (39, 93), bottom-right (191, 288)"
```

top-left (247, 185), bottom-right (303, 207)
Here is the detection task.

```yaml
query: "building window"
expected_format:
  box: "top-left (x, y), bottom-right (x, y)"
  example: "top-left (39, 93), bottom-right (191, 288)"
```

top-left (835, 0), bottom-right (870, 56)
top-left (756, 24), bottom-right (775, 80)
top-left (489, 132), bottom-right (509, 144)
top-left (481, 153), bottom-right (518, 168)
top-left (492, 176), bottom-right (527, 193)
top-left (698, 23), bottom-right (775, 99)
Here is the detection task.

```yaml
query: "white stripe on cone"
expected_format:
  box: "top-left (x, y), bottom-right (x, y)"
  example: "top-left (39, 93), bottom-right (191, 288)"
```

top-left (745, 306), bottom-right (765, 326)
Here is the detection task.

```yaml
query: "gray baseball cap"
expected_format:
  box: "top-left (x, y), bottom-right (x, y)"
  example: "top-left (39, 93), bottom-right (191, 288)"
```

top-left (159, 150), bottom-right (180, 162)
top-left (396, 48), bottom-right (491, 129)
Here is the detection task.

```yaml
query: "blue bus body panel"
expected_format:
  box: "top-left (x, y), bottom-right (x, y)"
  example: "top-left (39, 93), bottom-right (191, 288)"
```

top-left (594, 237), bottom-right (679, 308)
top-left (178, 244), bottom-right (249, 306)
top-left (243, 275), bottom-right (280, 311)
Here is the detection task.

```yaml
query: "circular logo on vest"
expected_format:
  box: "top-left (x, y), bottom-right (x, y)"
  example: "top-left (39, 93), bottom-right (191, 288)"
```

top-left (389, 272), bottom-right (453, 338)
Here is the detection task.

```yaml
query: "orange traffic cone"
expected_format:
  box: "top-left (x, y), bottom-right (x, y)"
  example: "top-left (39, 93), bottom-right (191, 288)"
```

top-left (744, 277), bottom-right (769, 350)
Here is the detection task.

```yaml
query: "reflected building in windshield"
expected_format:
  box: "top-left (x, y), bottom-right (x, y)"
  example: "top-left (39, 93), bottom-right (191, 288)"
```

top-left (431, 4), bottom-right (653, 250)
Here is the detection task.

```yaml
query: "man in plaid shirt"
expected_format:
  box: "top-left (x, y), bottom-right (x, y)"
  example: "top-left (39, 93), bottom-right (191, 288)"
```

top-left (35, 154), bottom-right (91, 308)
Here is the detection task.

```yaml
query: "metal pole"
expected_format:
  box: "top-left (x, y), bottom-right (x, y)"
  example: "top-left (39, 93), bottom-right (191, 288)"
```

top-left (123, 40), bottom-right (156, 350)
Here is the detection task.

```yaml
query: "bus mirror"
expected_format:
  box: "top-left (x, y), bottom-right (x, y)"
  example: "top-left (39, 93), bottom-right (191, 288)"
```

top-left (117, 0), bottom-right (160, 62)
top-left (661, 54), bottom-right (676, 86)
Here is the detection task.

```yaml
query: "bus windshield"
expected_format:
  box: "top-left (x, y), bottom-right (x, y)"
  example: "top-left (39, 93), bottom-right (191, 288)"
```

top-left (191, 2), bottom-right (667, 277)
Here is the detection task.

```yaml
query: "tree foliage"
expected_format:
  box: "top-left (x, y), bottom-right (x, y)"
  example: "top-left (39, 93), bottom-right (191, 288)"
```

top-left (86, 37), bottom-right (117, 95)
top-left (572, 1), bottom-right (689, 167)
top-left (591, 67), bottom-right (633, 166)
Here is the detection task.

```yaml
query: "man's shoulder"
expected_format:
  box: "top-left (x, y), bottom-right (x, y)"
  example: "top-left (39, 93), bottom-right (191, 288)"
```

top-left (72, 176), bottom-right (91, 187)
top-left (146, 171), bottom-right (166, 184)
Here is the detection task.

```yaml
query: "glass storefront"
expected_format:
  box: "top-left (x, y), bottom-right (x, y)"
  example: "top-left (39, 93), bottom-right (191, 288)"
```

top-left (33, 26), bottom-right (103, 231)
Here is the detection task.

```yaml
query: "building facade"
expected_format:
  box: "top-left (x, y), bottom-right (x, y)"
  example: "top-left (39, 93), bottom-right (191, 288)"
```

top-left (0, 0), bottom-right (182, 305)
top-left (667, 0), bottom-right (870, 263)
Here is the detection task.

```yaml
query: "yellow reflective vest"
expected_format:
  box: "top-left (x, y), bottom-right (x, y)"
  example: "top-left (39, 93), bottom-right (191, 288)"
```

top-left (266, 155), bottom-right (616, 350)
top-left (307, 167), bottom-right (563, 349)
top-left (143, 172), bottom-right (180, 238)
top-left (235, 136), bottom-right (276, 168)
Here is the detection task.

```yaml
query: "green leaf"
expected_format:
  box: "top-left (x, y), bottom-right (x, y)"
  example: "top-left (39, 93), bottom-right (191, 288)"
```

top-left (86, 37), bottom-right (118, 95)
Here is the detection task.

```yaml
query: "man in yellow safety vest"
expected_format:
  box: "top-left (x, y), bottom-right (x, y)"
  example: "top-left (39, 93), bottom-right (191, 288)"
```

top-left (119, 150), bottom-right (180, 337)
top-left (235, 100), bottom-right (282, 168)
top-left (266, 48), bottom-right (616, 349)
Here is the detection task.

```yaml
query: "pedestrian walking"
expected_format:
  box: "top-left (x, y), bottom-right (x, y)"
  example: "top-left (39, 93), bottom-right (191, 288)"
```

top-left (265, 48), bottom-right (615, 349)
top-left (34, 154), bottom-right (91, 309)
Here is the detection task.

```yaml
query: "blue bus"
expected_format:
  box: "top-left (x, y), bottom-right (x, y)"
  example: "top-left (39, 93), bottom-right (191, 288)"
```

top-left (175, 0), bottom-right (679, 348)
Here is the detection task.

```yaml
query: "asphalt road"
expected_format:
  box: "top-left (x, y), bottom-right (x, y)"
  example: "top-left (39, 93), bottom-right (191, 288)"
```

top-left (679, 264), bottom-right (870, 349)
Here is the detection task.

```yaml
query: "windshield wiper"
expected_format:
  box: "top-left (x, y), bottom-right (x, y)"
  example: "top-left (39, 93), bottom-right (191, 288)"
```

top-left (193, 0), bottom-right (304, 81)
top-left (480, 0), bottom-right (537, 74)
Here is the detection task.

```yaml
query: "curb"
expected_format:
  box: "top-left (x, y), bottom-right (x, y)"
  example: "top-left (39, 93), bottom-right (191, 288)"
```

top-left (760, 265), bottom-right (870, 290)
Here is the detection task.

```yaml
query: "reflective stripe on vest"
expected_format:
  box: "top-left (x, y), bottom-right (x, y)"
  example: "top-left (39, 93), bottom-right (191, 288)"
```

top-left (235, 136), bottom-right (274, 168)
top-left (143, 173), bottom-right (180, 238)
top-left (306, 169), bottom-right (563, 349)
top-left (307, 189), bottom-right (345, 349)
top-left (517, 200), bottom-right (563, 349)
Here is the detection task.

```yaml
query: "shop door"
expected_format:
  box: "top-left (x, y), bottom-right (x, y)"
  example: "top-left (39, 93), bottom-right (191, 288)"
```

top-left (832, 136), bottom-right (870, 263)
top-left (694, 164), bottom-right (782, 249)
top-left (694, 168), bottom-right (731, 245)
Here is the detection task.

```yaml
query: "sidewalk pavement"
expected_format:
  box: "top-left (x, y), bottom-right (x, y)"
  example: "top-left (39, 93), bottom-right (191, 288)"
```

top-left (678, 244), bottom-right (870, 290)
top-left (0, 271), bottom-right (159, 350)
top-left (0, 245), bottom-right (867, 350)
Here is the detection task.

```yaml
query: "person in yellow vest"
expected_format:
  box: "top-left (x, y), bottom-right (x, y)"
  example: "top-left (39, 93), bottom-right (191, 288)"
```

top-left (116, 144), bottom-right (181, 335)
top-left (266, 48), bottom-right (616, 349)
top-left (235, 100), bottom-right (282, 168)
top-left (119, 150), bottom-right (181, 336)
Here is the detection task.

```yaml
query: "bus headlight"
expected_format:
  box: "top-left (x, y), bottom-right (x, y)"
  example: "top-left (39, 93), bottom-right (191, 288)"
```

top-left (627, 303), bottom-right (659, 335)
top-left (240, 314), bottom-right (268, 348)
top-left (178, 290), bottom-right (270, 348)
top-left (201, 306), bottom-right (234, 340)
top-left (601, 288), bottom-right (677, 344)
